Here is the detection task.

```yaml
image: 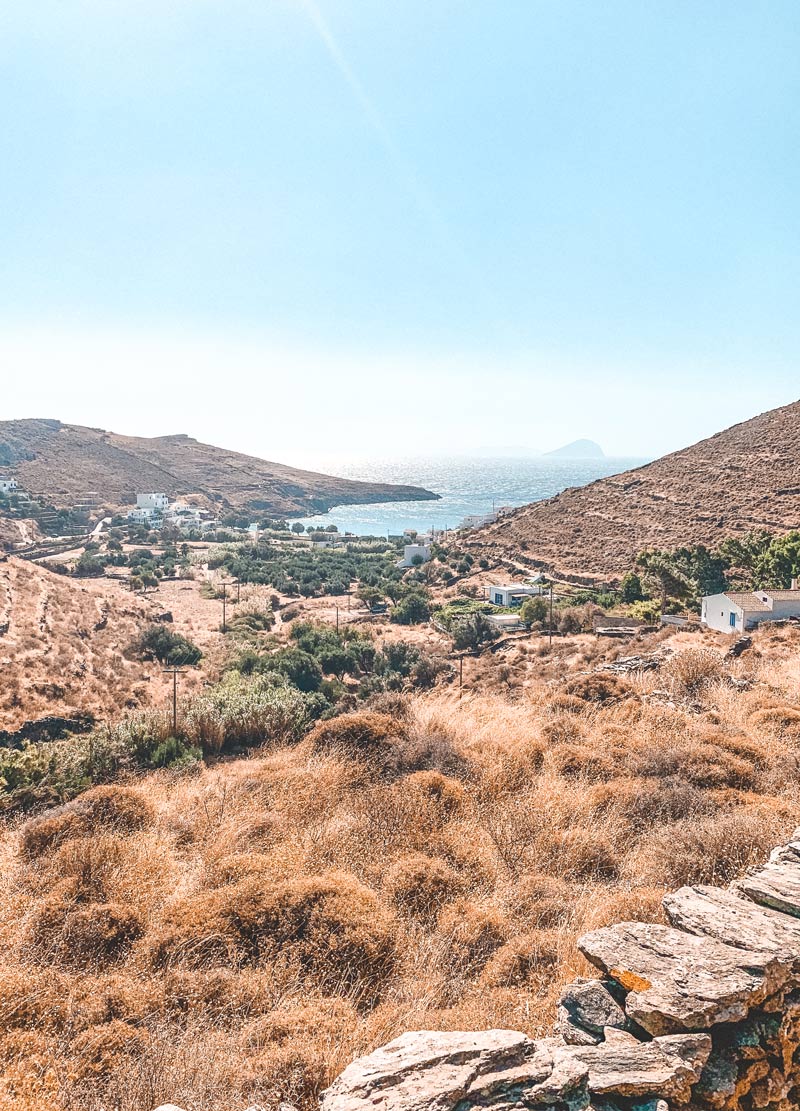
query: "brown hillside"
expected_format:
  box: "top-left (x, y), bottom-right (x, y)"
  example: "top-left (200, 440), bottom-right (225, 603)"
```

top-left (0, 420), bottom-right (437, 516)
top-left (0, 559), bottom-right (207, 732)
top-left (470, 399), bottom-right (800, 579)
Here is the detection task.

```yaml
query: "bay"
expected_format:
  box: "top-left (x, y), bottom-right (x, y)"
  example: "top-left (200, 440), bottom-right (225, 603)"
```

top-left (292, 456), bottom-right (649, 537)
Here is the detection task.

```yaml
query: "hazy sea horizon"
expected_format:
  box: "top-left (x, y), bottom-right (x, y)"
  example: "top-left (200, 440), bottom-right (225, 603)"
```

top-left (292, 456), bottom-right (650, 537)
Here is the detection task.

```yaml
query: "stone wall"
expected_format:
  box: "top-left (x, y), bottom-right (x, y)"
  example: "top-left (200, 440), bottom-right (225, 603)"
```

top-left (321, 829), bottom-right (800, 1111)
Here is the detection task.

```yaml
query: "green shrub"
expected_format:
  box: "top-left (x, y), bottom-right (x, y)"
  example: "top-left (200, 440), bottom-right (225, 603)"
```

top-left (135, 625), bottom-right (202, 666)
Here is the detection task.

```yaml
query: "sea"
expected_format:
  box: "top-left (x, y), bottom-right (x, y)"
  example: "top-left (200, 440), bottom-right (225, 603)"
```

top-left (291, 456), bottom-right (649, 537)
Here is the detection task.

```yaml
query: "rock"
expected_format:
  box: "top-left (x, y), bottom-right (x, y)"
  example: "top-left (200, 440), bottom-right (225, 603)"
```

top-left (557, 979), bottom-right (627, 1046)
top-left (462, 1037), bottom-right (589, 1111)
top-left (664, 884), bottom-right (800, 960)
top-left (573, 1034), bottom-right (710, 1101)
top-left (578, 922), bottom-right (793, 1036)
top-left (319, 1029), bottom-right (589, 1111)
top-left (152, 1105), bottom-right (187, 1111)
top-left (736, 854), bottom-right (800, 917)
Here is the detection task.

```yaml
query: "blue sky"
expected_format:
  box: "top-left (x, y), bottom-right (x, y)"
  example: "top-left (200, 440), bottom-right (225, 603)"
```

top-left (1, 1), bottom-right (799, 463)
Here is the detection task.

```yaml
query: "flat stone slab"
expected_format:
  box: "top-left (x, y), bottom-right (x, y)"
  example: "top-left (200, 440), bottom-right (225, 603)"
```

top-left (578, 922), bottom-right (792, 1037)
top-left (573, 1034), bottom-right (710, 1101)
top-left (320, 1030), bottom-right (589, 1111)
top-left (664, 884), bottom-right (800, 959)
top-left (736, 852), bottom-right (800, 918)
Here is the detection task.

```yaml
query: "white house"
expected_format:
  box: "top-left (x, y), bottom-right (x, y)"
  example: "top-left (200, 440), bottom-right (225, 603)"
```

top-left (127, 492), bottom-right (170, 525)
top-left (488, 578), bottom-right (547, 607)
top-left (399, 543), bottom-right (431, 568)
top-left (0, 477), bottom-right (18, 494)
top-left (701, 588), bottom-right (800, 633)
top-left (460, 512), bottom-right (497, 530)
top-left (137, 492), bottom-right (169, 512)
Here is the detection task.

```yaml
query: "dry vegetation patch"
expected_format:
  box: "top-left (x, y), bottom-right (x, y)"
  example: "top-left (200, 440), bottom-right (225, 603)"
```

top-left (1, 638), bottom-right (800, 1109)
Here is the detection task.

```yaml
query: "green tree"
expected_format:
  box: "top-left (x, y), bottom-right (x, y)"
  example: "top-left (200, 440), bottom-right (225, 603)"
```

top-left (519, 596), bottom-right (548, 624)
top-left (635, 550), bottom-right (694, 613)
top-left (451, 613), bottom-right (497, 651)
top-left (620, 571), bottom-right (644, 603)
top-left (291, 522), bottom-right (305, 534)
top-left (390, 591), bottom-right (431, 625)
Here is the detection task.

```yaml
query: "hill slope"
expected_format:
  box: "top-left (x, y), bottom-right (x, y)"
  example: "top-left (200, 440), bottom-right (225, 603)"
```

top-left (470, 399), bottom-right (800, 578)
top-left (0, 420), bottom-right (438, 516)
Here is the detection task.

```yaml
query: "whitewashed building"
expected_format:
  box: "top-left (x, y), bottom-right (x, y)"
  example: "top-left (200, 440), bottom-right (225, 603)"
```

top-left (488, 578), bottom-right (547, 607)
top-left (0, 478), bottom-right (18, 494)
top-left (399, 543), bottom-right (431, 568)
top-left (701, 588), bottom-right (800, 633)
top-left (127, 492), bottom-right (170, 524)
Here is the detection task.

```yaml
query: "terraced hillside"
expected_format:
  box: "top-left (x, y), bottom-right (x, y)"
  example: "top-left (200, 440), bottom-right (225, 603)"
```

top-left (0, 420), bottom-right (438, 517)
top-left (469, 399), bottom-right (800, 579)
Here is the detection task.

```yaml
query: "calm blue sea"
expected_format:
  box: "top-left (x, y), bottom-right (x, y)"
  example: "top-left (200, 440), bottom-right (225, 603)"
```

top-left (293, 457), bottom-right (649, 537)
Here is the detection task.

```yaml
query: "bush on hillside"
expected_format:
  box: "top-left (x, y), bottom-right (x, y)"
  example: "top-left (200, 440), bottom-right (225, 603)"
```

top-left (134, 625), bottom-right (202, 666)
top-left (383, 854), bottom-right (463, 922)
top-left (20, 786), bottom-right (154, 859)
top-left (565, 673), bottom-right (632, 704)
top-left (147, 873), bottom-right (397, 1000)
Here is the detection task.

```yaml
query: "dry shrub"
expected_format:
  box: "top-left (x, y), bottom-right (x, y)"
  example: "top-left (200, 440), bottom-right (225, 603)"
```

top-left (45, 834), bottom-right (128, 901)
top-left (589, 777), bottom-right (711, 832)
top-left (20, 787), bottom-right (154, 859)
top-left (70, 1019), bottom-right (149, 1080)
top-left (243, 1042), bottom-right (327, 1108)
top-left (306, 713), bottom-right (406, 776)
top-left (204, 852), bottom-right (276, 887)
top-left (565, 673), bottom-right (632, 704)
top-left (243, 998), bottom-right (356, 1049)
top-left (547, 694), bottom-right (587, 714)
top-left (505, 874), bottom-right (576, 928)
top-left (231, 814), bottom-right (285, 852)
top-left (547, 829), bottom-right (620, 881)
top-left (383, 854), bottom-right (463, 922)
top-left (547, 744), bottom-right (616, 782)
top-left (438, 902), bottom-right (507, 972)
top-left (363, 692), bottom-right (413, 720)
top-left (624, 808), bottom-right (794, 889)
top-left (749, 705), bottom-right (800, 738)
top-left (0, 969), bottom-right (69, 1032)
top-left (664, 648), bottom-right (724, 696)
top-left (70, 973), bottom-right (163, 1031)
top-left (402, 771), bottom-right (465, 820)
top-left (148, 872), bottom-right (397, 999)
top-left (541, 715), bottom-right (587, 746)
top-left (161, 968), bottom-right (275, 1021)
top-left (28, 897), bottom-right (143, 967)
top-left (481, 929), bottom-right (561, 986)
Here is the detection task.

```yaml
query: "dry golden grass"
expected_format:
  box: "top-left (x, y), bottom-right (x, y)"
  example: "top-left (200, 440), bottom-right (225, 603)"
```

top-left (1, 628), bottom-right (800, 1109)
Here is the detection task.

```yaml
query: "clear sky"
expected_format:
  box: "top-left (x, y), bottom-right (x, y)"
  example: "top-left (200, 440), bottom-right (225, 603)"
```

top-left (2, 1), bottom-right (799, 464)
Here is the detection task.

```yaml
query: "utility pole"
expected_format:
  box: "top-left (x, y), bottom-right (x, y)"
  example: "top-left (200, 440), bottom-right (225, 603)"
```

top-left (459, 654), bottom-right (464, 697)
top-left (549, 580), bottom-right (554, 650)
top-left (162, 666), bottom-right (186, 733)
top-left (335, 604), bottom-right (340, 633)
top-left (220, 579), bottom-right (234, 633)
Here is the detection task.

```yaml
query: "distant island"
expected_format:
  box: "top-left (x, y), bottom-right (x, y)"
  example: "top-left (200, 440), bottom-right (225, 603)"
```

top-left (544, 438), bottom-right (605, 459)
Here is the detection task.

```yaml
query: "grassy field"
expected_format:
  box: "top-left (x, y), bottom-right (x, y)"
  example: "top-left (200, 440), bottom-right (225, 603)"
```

top-left (2, 626), bottom-right (800, 1110)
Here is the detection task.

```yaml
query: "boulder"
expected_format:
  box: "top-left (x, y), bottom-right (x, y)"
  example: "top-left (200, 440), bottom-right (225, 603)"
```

top-left (319, 1030), bottom-right (589, 1111)
top-left (578, 922), bottom-right (792, 1036)
top-left (664, 884), bottom-right (800, 960)
top-left (557, 979), bottom-right (627, 1046)
top-left (573, 1033), bottom-right (710, 1101)
top-left (736, 854), bottom-right (800, 917)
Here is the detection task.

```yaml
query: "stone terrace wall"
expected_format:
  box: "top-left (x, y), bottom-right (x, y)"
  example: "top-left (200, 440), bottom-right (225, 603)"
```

top-left (321, 829), bottom-right (800, 1111)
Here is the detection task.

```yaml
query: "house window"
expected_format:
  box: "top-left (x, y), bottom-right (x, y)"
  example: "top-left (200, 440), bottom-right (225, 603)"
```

top-left (494, 593), bottom-right (503, 605)
top-left (729, 612), bottom-right (737, 628)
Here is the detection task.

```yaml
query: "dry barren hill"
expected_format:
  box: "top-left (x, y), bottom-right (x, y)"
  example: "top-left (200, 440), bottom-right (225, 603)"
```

top-left (0, 419), bottom-right (437, 516)
top-left (471, 399), bottom-right (800, 579)
top-left (0, 558), bottom-right (204, 732)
